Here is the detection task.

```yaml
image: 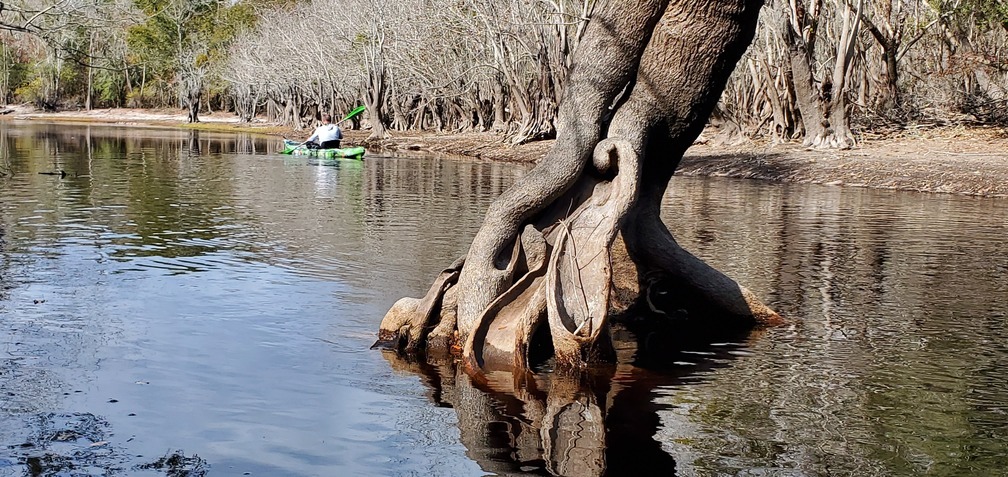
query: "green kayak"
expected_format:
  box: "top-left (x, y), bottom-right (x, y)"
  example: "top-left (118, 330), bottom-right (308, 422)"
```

top-left (281, 139), bottom-right (365, 159)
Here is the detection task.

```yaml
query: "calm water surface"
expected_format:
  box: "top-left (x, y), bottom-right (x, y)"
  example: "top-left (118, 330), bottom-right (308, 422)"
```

top-left (0, 122), bottom-right (1005, 476)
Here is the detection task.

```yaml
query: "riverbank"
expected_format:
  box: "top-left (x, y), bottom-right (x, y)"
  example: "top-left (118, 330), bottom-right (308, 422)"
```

top-left (4, 105), bottom-right (1006, 197)
top-left (680, 126), bottom-right (1008, 198)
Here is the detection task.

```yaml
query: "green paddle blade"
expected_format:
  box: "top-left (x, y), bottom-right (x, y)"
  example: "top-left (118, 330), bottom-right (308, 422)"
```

top-left (342, 105), bottom-right (366, 122)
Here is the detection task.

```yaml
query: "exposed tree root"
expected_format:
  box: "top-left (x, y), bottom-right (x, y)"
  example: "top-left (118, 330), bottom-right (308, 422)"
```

top-left (463, 231), bottom-right (549, 372)
top-left (623, 209), bottom-right (783, 324)
top-left (373, 257), bottom-right (463, 353)
top-left (543, 138), bottom-right (639, 367)
top-left (376, 136), bottom-right (780, 372)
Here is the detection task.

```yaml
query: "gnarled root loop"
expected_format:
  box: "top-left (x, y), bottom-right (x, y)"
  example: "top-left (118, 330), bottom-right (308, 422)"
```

top-left (543, 138), bottom-right (640, 367)
top-left (377, 134), bottom-right (782, 375)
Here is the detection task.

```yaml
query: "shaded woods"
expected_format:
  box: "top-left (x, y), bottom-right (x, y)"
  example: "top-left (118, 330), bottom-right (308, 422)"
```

top-left (3, 0), bottom-right (1008, 145)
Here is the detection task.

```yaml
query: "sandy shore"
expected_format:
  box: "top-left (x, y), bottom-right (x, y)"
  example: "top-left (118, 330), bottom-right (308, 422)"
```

top-left (680, 128), bottom-right (1008, 198)
top-left (5, 104), bottom-right (1006, 198)
top-left (2, 105), bottom-right (249, 127)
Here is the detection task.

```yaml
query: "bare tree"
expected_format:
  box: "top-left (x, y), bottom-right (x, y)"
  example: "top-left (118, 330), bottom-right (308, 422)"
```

top-left (345, 0), bottom-right (390, 139)
top-left (926, 0), bottom-right (1008, 120)
top-left (457, 0), bottom-right (592, 144)
top-left (1, 0), bottom-right (85, 34)
top-left (781, 0), bottom-right (863, 148)
top-left (177, 46), bottom-right (206, 122)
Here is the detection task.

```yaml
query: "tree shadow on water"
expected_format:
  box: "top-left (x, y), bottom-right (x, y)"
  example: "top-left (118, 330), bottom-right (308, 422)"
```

top-left (382, 308), bottom-right (760, 476)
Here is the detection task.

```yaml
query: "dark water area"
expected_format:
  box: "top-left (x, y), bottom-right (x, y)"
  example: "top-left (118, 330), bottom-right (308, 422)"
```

top-left (1, 122), bottom-right (1006, 476)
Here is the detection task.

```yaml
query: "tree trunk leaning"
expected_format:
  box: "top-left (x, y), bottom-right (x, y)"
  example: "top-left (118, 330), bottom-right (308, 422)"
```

top-left (377, 0), bottom-right (781, 374)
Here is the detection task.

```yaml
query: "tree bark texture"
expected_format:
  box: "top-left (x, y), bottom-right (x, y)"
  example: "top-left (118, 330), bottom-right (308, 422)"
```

top-left (377, 0), bottom-right (781, 373)
top-left (366, 65), bottom-right (389, 140)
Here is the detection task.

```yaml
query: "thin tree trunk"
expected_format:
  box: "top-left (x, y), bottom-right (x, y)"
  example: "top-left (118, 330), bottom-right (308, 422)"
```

top-left (491, 77), bottom-right (508, 132)
top-left (366, 66), bottom-right (389, 139)
top-left (86, 32), bottom-right (94, 110)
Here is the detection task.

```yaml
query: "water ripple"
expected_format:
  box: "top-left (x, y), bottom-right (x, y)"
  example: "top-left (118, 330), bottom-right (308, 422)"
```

top-left (2, 126), bottom-right (1006, 476)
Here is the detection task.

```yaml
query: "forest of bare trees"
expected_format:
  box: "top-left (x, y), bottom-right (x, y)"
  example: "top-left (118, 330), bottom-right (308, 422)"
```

top-left (3, 0), bottom-right (1007, 146)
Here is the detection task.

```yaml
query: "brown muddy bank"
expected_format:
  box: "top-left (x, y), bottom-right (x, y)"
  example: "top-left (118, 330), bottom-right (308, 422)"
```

top-left (677, 127), bottom-right (1008, 198)
top-left (364, 127), bottom-right (1008, 198)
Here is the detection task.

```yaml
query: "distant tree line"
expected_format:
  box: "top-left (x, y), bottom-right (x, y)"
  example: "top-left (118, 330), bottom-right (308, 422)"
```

top-left (1, 0), bottom-right (259, 121)
top-left (3, 0), bottom-right (1007, 146)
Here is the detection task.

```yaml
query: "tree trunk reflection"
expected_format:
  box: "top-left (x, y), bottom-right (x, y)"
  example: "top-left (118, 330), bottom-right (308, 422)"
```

top-left (382, 314), bottom-right (760, 476)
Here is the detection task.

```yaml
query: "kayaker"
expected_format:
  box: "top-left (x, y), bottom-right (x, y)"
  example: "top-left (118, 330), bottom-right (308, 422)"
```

top-left (304, 113), bottom-right (343, 149)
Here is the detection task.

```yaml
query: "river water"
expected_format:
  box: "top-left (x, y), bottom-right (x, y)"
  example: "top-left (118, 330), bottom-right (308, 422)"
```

top-left (0, 122), bottom-right (1005, 476)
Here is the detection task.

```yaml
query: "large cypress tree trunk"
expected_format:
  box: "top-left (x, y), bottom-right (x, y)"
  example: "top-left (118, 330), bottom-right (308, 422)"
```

top-left (377, 0), bottom-right (780, 373)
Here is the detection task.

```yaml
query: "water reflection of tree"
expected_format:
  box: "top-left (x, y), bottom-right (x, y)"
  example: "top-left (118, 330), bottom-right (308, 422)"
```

top-left (362, 157), bottom-right (529, 288)
top-left (1, 123), bottom-right (279, 263)
top-left (383, 314), bottom-right (757, 476)
top-left (0, 125), bottom-right (11, 177)
top-left (665, 181), bottom-right (1008, 475)
top-left (1, 125), bottom-right (10, 300)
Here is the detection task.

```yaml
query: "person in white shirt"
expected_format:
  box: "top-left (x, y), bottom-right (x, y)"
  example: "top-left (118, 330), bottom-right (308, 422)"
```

top-left (305, 113), bottom-right (343, 149)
